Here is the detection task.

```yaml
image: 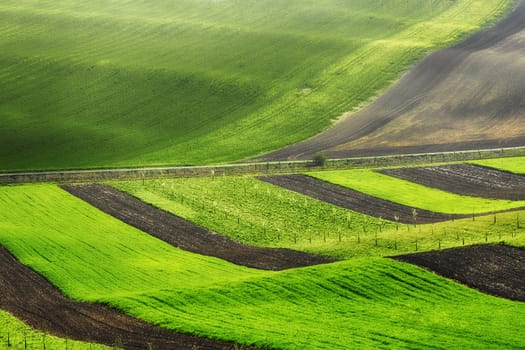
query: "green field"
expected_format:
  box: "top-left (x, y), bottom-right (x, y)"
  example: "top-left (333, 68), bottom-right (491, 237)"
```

top-left (1, 0), bottom-right (523, 346)
top-left (0, 0), bottom-right (513, 171)
top-left (0, 309), bottom-right (110, 350)
top-left (114, 176), bottom-right (525, 258)
top-left (113, 177), bottom-right (391, 249)
top-left (0, 184), bottom-right (524, 349)
top-left (472, 156), bottom-right (525, 174)
top-left (308, 169), bottom-right (525, 214)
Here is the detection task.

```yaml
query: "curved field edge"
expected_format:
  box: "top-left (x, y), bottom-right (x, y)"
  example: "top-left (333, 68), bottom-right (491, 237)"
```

top-left (0, 309), bottom-right (111, 350)
top-left (259, 0), bottom-right (525, 162)
top-left (307, 169), bottom-right (525, 214)
top-left (1, 184), bottom-right (525, 348)
top-left (0, 0), bottom-right (514, 171)
top-left (471, 156), bottom-right (525, 174)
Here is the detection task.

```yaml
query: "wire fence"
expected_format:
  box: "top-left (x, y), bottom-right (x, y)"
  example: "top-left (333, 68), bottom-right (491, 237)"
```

top-left (0, 332), bottom-right (112, 350)
top-left (1, 146), bottom-right (525, 184)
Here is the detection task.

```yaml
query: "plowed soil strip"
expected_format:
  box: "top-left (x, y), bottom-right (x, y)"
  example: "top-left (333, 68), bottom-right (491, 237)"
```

top-left (393, 244), bottom-right (525, 302)
top-left (380, 164), bottom-right (525, 200)
top-left (61, 184), bottom-right (336, 270)
top-left (0, 246), bottom-right (256, 350)
top-left (258, 174), bottom-right (467, 224)
top-left (260, 1), bottom-right (525, 161)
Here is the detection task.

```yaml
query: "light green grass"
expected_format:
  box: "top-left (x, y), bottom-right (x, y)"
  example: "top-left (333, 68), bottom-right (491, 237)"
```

top-left (309, 169), bottom-right (525, 214)
top-left (0, 0), bottom-right (513, 170)
top-left (112, 177), bottom-right (391, 248)
top-left (0, 184), bottom-right (260, 299)
top-left (114, 177), bottom-right (525, 259)
top-left (0, 184), bottom-right (524, 349)
top-left (310, 209), bottom-right (525, 259)
top-left (0, 310), bottom-right (110, 350)
top-left (472, 156), bottom-right (525, 174)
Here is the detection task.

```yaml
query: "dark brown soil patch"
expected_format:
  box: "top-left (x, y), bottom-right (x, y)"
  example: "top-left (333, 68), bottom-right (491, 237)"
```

top-left (61, 184), bottom-right (336, 270)
top-left (380, 164), bottom-right (525, 200)
top-left (0, 245), bottom-right (257, 350)
top-left (258, 174), bottom-right (467, 224)
top-left (259, 1), bottom-right (525, 161)
top-left (393, 244), bottom-right (525, 302)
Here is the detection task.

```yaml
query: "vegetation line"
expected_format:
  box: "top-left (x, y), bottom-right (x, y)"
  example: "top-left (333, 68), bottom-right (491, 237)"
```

top-left (1, 146), bottom-right (525, 184)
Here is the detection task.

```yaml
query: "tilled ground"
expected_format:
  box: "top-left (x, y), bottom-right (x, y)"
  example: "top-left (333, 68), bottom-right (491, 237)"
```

top-left (0, 246), bottom-right (257, 350)
top-left (393, 244), bottom-right (525, 302)
top-left (258, 174), bottom-right (468, 224)
top-left (259, 1), bottom-right (525, 161)
top-left (380, 164), bottom-right (525, 200)
top-left (61, 184), bottom-right (336, 270)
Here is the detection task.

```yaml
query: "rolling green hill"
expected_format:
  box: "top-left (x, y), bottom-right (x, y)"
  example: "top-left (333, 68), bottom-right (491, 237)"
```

top-left (0, 0), bottom-right (513, 170)
top-left (0, 184), bottom-right (524, 348)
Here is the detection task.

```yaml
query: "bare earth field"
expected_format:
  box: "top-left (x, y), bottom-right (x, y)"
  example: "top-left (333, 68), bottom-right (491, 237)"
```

top-left (0, 246), bottom-right (255, 350)
top-left (380, 164), bottom-right (525, 200)
top-left (393, 244), bottom-right (525, 302)
top-left (258, 174), bottom-right (468, 224)
top-left (261, 0), bottom-right (525, 161)
top-left (62, 184), bottom-right (336, 270)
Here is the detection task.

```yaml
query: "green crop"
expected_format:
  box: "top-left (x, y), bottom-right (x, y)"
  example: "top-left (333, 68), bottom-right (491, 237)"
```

top-left (309, 169), bottom-right (525, 214)
top-left (112, 177), bottom-right (391, 249)
top-left (472, 156), bottom-right (525, 174)
top-left (0, 184), bottom-right (524, 349)
top-left (0, 0), bottom-right (512, 170)
top-left (114, 177), bottom-right (525, 259)
top-left (0, 309), bottom-right (110, 349)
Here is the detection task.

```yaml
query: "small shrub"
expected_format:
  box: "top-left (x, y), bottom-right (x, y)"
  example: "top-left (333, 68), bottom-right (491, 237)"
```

top-left (312, 152), bottom-right (327, 167)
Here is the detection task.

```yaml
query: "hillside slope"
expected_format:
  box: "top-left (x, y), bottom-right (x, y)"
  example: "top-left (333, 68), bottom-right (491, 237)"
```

top-left (263, 0), bottom-right (525, 160)
top-left (0, 0), bottom-right (512, 170)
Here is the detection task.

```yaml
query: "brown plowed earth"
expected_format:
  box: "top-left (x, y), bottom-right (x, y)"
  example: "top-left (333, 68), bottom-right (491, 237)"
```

top-left (0, 245), bottom-right (257, 350)
top-left (61, 184), bottom-right (336, 270)
top-left (380, 164), bottom-right (525, 200)
top-left (258, 174), bottom-right (468, 224)
top-left (259, 0), bottom-right (525, 161)
top-left (393, 244), bottom-right (525, 302)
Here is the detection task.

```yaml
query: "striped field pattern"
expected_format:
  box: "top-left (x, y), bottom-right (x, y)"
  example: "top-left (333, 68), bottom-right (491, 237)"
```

top-left (1, 184), bottom-right (524, 348)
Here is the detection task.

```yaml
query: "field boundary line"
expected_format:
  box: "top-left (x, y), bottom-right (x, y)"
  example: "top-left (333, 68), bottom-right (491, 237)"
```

top-left (1, 146), bottom-right (525, 184)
